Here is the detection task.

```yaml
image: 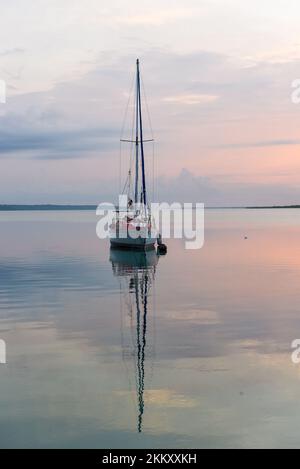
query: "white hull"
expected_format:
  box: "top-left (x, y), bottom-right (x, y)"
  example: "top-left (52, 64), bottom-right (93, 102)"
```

top-left (110, 219), bottom-right (158, 251)
top-left (110, 236), bottom-right (156, 250)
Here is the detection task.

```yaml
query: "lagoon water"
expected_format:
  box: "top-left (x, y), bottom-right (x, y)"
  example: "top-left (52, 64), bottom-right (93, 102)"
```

top-left (1, 209), bottom-right (300, 448)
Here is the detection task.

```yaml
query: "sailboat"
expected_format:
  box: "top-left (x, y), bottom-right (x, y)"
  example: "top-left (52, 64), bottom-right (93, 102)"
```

top-left (110, 59), bottom-right (158, 251)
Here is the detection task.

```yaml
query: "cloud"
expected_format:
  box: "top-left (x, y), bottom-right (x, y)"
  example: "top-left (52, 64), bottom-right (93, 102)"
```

top-left (1, 165), bottom-right (300, 206)
top-left (1, 46), bottom-right (300, 202)
top-left (156, 168), bottom-right (300, 207)
top-left (0, 119), bottom-right (118, 158)
top-left (163, 94), bottom-right (219, 105)
top-left (210, 139), bottom-right (300, 149)
top-left (113, 7), bottom-right (202, 26)
top-left (0, 48), bottom-right (25, 57)
top-left (156, 168), bottom-right (221, 203)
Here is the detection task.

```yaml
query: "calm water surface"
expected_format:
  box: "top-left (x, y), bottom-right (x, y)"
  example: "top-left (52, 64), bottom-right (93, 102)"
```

top-left (1, 209), bottom-right (300, 448)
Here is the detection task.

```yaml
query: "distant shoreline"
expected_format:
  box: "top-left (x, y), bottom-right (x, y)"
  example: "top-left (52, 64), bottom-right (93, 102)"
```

top-left (0, 204), bottom-right (300, 211)
top-left (246, 205), bottom-right (300, 209)
top-left (0, 205), bottom-right (97, 211)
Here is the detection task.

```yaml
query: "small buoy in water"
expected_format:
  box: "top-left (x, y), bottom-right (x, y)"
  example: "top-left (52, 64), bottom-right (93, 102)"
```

top-left (157, 243), bottom-right (167, 255)
top-left (157, 233), bottom-right (167, 254)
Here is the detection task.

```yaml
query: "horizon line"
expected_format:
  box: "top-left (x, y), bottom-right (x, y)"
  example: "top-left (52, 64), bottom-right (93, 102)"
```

top-left (0, 204), bottom-right (300, 211)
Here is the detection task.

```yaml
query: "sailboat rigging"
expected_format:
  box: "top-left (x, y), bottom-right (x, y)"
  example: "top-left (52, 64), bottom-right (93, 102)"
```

top-left (110, 59), bottom-right (158, 250)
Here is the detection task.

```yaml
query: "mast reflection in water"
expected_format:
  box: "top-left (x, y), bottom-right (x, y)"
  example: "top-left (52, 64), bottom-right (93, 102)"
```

top-left (110, 248), bottom-right (159, 433)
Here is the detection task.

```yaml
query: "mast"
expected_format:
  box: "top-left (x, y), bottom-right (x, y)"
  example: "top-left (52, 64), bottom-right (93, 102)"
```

top-left (135, 60), bottom-right (139, 204)
top-left (121, 59), bottom-right (153, 208)
top-left (136, 59), bottom-right (147, 207)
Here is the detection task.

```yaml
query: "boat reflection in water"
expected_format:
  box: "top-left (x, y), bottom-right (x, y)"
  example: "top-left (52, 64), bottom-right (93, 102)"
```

top-left (110, 247), bottom-right (159, 433)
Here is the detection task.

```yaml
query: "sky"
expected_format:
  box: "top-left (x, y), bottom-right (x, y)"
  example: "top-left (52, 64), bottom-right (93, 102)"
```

top-left (1, 0), bottom-right (300, 205)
